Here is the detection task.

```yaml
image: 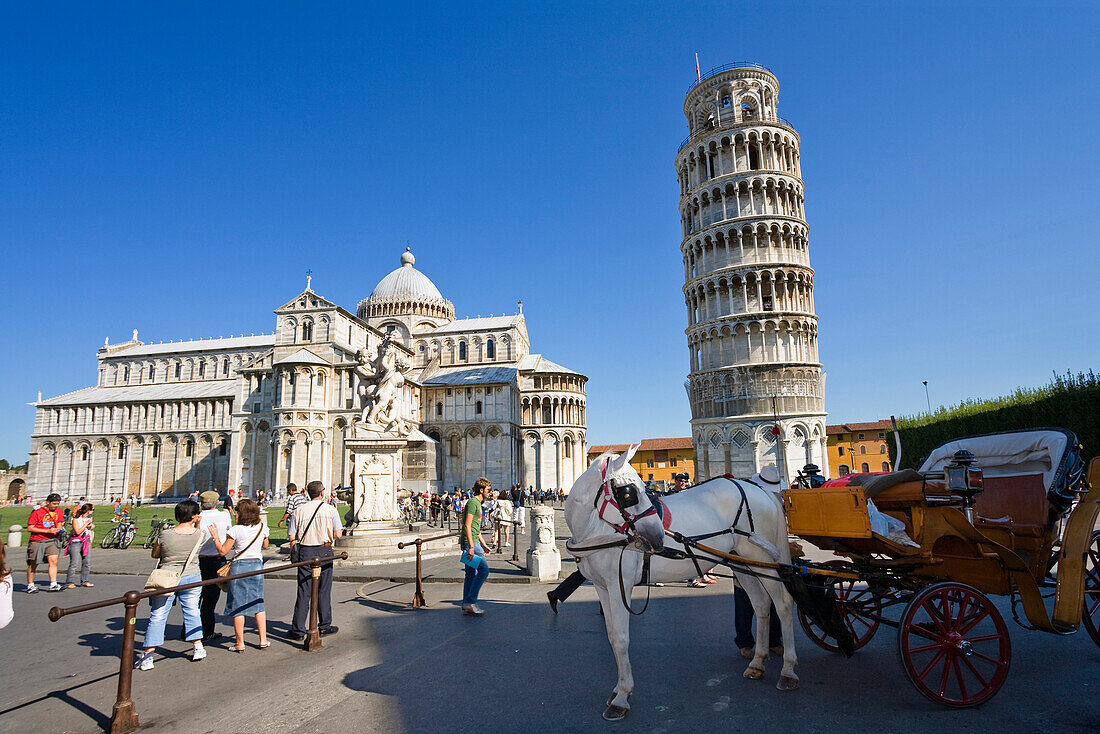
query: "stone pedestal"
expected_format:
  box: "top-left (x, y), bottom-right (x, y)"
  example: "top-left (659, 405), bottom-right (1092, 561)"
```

top-left (7, 525), bottom-right (22, 548)
top-left (346, 433), bottom-right (406, 530)
top-left (526, 506), bottom-right (560, 580)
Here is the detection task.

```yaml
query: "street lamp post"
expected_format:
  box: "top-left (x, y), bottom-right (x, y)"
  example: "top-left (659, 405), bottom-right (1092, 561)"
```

top-left (922, 381), bottom-right (931, 413)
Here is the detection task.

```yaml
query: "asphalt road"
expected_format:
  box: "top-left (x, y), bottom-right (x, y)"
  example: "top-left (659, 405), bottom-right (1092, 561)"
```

top-left (1, 571), bottom-right (1097, 734)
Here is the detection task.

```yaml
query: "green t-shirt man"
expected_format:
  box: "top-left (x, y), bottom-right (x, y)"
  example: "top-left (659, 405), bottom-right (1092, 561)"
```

top-left (460, 496), bottom-right (481, 549)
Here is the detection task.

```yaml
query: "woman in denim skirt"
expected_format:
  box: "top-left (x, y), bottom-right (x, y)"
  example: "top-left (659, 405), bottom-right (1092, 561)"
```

top-left (210, 498), bottom-right (270, 652)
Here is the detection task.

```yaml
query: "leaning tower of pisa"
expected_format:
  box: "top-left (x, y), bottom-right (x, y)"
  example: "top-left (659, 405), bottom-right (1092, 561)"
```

top-left (676, 63), bottom-right (827, 483)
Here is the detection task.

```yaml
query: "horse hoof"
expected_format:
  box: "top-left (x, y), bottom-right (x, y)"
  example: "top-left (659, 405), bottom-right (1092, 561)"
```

top-left (603, 704), bottom-right (629, 721)
top-left (743, 666), bottom-right (764, 680)
top-left (777, 675), bottom-right (800, 691)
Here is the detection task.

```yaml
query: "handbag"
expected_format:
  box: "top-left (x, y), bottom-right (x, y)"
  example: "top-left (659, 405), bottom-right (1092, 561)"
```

top-left (289, 501), bottom-right (325, 564)
top-left (215, 524), bottom-right (265, 591)
top-left (144, 531), bottom-right (203, 591)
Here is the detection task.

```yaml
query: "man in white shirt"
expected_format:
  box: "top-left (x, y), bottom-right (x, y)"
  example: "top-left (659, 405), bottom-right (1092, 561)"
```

top-left (197, 491), bottom-right (232, 641)
top-left (286, 481), bottom-right (343, 640)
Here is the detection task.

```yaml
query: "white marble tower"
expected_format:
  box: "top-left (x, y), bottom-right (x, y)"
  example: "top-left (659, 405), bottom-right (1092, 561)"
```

top-left (676, 63), bottom-right (827, 482)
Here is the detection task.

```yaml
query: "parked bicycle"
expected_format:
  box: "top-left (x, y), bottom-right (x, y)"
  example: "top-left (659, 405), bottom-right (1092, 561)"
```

top-left (142, 516), bottom-right (172, 549)
top-left (100, 519), bottom-right (138, 549)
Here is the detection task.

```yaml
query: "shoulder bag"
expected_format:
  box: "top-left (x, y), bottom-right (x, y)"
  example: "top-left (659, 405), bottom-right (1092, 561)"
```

top-left (144, 531), bottom-right (204, 591)
top-left (289, 502), bottom-right (325, 563)
top-left (215, 525), bottom-right (266, 591)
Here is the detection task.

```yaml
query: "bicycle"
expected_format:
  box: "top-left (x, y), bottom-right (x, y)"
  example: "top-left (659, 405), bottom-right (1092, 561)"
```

top-left (100, 519), bottom-right (138, 549)
top-left (142, 517), bottom-right (172, 549)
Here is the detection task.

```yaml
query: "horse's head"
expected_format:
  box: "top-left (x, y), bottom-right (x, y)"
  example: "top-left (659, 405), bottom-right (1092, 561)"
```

top-left (598, 445), bottom-right (665, 552)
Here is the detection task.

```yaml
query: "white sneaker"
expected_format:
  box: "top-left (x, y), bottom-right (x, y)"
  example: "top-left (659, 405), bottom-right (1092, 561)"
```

top-left (48, 582), bottom-right (63, 592)
top-left (26, 584), bottom-right (38, 594)
top-left (136, 652), bottom-right (154, 671)
top-left (191, 644), bottom-right (206, 661)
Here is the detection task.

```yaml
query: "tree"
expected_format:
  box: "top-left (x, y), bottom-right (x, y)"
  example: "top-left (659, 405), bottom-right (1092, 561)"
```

top-left (0, 459), bottom-right (9, 471)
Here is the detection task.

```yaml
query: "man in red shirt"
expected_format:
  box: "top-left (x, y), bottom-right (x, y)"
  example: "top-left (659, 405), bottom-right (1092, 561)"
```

top-left (27, 492), bottom-right (65, 593)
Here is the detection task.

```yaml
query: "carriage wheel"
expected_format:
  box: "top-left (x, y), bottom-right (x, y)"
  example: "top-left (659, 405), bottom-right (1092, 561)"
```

top-left (1082, 530), bottom-right (1100, 647)
top-left (897, 582), bottom-right (1011, 708)
top-left (797, 561), bottom-right (880, 653)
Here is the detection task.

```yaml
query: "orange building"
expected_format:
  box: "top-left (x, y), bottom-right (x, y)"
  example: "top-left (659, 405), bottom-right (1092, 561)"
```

top-left (827, 420), bottom-right (893, 477)
top-left (587, 437), bottom-right (695, 491)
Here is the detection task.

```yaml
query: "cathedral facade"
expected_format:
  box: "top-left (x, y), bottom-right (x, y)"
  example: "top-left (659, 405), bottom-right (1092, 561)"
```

top-left (26, 249), bottom-right (587, 500)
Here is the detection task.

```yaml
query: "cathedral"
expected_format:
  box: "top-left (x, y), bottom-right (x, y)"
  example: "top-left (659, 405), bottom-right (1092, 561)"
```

top-left (26, 249), bottom-right (588, 501)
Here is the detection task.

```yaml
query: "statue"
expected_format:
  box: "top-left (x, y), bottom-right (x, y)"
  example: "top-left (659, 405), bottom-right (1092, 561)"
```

top-left (354, 336), bottom-right (410, 436)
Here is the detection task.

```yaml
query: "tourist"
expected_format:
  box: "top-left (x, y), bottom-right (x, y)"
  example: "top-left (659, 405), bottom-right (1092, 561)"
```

top-left (429, 493), bottom-right (441, 526)
top-left (209, 498), bottom-right (269, 651)
top-left (440, 492), bottom-right (451, 527)
top-left (197, 490), bottom-right (232, 641)
top-left (278, 483), bottom-right (304, 527)
top-left (286, 481), bottom-right (343, 640)
top-left (64, 503), bottom-right (94, 589)
top-left (26, 492), bottom-right (64, 593)
top-left (136, 500), bottom-right (207, 670)
top-left (459, 477), bottom-right (492, 616)
top-left (1, 545), bottom-right (14, 629)
top-left (493, 489), bottom-right (513, 549)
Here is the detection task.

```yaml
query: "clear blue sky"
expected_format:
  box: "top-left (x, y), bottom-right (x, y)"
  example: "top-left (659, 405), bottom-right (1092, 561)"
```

top-left (2, 2), bottom-right (1097, 463)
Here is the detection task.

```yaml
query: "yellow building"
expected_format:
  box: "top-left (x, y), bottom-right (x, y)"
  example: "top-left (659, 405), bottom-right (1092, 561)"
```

top-left (587, 437), bottom-right (695, 491)
top-left (827, 420), bottom-right (893, 477)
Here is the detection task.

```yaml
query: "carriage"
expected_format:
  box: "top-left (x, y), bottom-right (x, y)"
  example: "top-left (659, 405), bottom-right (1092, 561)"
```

top-left (781, 428), bottom-right (1100, 707)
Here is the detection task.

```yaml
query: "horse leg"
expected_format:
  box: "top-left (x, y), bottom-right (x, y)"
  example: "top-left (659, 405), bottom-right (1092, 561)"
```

top-left (737, 573), bottom-right (772, 680)
top-left (594, 581), bottom-right (634, 720)
top-left (760, 577), bottom-right (799, 691)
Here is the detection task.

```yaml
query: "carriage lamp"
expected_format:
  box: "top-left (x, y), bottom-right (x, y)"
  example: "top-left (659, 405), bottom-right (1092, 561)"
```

top-left (945, 450), bottom-right (984, 521)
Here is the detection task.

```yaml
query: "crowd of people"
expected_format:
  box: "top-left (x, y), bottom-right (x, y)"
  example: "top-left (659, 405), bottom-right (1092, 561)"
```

top-left (7, 475), bottom-right (576, 661)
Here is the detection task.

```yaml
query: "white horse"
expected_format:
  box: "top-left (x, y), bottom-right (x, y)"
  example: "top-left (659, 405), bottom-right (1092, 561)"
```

top-left (564, 446), bottom-right (799, 721)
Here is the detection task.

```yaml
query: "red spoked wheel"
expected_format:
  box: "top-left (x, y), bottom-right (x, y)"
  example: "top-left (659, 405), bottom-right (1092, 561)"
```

top-left (897, 582), bottom-right (1011, 708)
top-left (1082, 530), bottom-right (1100, 647)
top-left (798, 561), bottom-right (881, 653)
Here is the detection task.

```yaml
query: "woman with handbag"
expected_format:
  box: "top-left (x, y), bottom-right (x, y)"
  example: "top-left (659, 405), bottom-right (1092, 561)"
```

top-left (64, 503), bottom-right (94, 589)
top-left (208, 498), bottom-right (269, 652)
top-left (137, 500), bottom-right (208, 671)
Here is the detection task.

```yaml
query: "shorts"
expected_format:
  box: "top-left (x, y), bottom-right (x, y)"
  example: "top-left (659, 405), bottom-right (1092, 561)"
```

top-left (28, 539), bottom-right (60, 565)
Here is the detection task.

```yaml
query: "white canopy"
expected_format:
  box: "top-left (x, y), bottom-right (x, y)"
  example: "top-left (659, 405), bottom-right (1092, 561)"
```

top-left (918, 429), bottom-right (1070, 493)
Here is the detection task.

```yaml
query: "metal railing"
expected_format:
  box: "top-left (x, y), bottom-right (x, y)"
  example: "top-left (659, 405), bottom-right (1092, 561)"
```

top-left (395, 518), bottom-right (525, 607)
top-left (47, 552), bottom-right (348, 734)
top-left (687, 62), bottom-right (774, 94)
top-left (677, 114), bottom-right (798, 154)
top-left (397, 531), bottom-right (459, 608)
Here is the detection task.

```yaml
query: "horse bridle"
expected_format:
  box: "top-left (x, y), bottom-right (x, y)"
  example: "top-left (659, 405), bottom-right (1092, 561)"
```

top-left (594, 457), bottom-right (659, 537)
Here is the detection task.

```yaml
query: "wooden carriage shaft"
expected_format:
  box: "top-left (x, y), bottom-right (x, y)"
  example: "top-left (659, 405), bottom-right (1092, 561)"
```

top-left (663, 530), bottom-right (862, 581)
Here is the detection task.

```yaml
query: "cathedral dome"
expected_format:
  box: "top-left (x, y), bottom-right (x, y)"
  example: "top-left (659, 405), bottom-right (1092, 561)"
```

top-left (358, 247), bottom-right (455, 322)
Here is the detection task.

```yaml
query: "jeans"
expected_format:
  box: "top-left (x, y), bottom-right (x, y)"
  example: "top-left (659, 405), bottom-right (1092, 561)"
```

top-left (198, 555), bottom-right (226, 637)
top-left (65, 542), bottom-right (91, 586)
top-left (143, 573), bottom-right (202, 647)
top-left (461, 544), bottom-right (489, 606)
top-left (733, 585), bottom-right (782, 649)
top-left (291, 546), bottom-right (334, 633)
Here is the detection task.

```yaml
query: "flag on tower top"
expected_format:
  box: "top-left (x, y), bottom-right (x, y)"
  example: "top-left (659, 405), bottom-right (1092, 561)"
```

top-left (695, 53), bottom-right (701, 82)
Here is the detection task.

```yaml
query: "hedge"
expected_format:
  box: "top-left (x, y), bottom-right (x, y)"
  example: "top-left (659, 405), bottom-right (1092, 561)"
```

top-left (889, 370), bottom-right (1100, 470)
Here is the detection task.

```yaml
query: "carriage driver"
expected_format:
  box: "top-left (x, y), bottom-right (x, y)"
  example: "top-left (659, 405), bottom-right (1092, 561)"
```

top-left (668, 471), bottom-right (690, 494)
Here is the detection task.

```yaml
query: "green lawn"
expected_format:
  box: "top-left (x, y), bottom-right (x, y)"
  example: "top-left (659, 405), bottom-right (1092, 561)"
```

top-left (0, 503), bottom-right (349, 547)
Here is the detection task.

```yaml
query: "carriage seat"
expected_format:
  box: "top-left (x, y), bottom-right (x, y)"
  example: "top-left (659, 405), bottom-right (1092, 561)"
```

top-left (971, 473), bottom-right (1049, 538)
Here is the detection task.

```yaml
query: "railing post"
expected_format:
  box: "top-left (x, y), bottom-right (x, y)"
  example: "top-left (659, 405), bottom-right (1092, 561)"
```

top-left (305, 556), bottom-right (322, 651)
top-left (511, 520), bottom-right (519, 563)
top-left (110, 590), bottom-right (141, 734)
top-left (413, 538), bottom-right (426, 608)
